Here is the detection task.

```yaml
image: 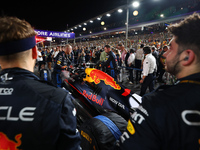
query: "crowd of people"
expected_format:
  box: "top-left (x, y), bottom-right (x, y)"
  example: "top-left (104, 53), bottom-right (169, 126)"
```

top-left (36, 30), bottom-right (174, 96)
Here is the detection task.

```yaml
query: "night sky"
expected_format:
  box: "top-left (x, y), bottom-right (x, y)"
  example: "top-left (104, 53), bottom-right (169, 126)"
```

top-left (0, 0), bottom-right (195, 32)
top-left (0, 0), bottom-right (125, 31)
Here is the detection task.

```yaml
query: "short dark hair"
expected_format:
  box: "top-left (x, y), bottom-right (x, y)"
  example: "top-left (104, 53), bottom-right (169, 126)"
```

top-left (163, 46), bottom-right (168, 50)
top-left (105, 45), bottom-right (110, 49)
top-left (168, 13), bottom-right (200, 58)
top-left (130, 49), bottom-right (134, 53)
top-left (140, 44), bottom-right (144, 48)
top-left (143, 46), bottom-right (151, 54)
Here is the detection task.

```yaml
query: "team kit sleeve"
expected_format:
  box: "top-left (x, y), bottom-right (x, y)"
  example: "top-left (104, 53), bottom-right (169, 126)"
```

top-left (55, 54), bottom-right (67, 70)
top-left (56, 94), bottom-right (81, 150)
top-left (114, 97), bottom-right (161, 150)
top-left (55, 54), bottom-right (63, 70)
top-left (142, 59), bottom-right (150, 77)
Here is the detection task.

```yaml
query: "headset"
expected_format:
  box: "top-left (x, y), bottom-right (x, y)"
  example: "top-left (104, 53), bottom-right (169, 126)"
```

top-left (171, 56), bottom-right (189, 75)
top-left (183, 56), bottom-right (189, 61)
top-left (175, 56), bottom-right (189, 66)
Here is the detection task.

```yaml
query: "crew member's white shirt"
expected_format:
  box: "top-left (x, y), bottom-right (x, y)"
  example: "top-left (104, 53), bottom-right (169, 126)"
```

top-left (142, 53), bottom-right (157, 77)
top-left (37, 51), bottom-right (43, 61)
top-left (128, 53), bottom-right (135, 66)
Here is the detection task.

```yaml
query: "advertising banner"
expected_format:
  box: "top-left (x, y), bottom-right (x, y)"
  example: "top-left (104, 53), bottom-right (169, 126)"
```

top-left (35, 30), bottom-right (75, 39)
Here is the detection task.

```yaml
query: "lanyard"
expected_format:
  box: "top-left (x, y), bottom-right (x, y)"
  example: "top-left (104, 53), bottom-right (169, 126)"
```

top-left (179, 80), bottom-right (200, 85)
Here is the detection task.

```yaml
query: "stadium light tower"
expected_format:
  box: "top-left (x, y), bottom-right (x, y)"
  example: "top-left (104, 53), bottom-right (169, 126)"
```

top-left (126, 0), bottom-right (140, 49)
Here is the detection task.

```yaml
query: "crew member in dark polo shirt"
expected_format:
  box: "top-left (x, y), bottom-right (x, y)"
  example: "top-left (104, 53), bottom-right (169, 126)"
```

top-left (0, 16), bottom-right (80, 150)
top-left (114, 13), bottom-right (200, 150)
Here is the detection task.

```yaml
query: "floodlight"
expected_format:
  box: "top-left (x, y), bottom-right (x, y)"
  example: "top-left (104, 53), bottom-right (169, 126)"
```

top-left (118, 9), bottom-right (123, 13)
top-left (101, 21), bottom-right (105, 26)
top-left (106, 13), bottom-right (111, 17)
top-left (132, 1), bottom-right (140, 8)
top-left (133, 10), bottom-right (139, 16)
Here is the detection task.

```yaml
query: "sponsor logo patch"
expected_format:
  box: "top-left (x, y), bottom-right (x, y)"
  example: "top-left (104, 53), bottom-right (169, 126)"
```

top-left (127, 120), bottom-right (135, 135)
top-left (0, 132), bottom-right (22, 150)
top-left (0, 88), bottom-right (14, 95)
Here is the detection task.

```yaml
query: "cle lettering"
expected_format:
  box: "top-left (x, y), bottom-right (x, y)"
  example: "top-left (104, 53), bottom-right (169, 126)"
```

top-left (0, 106), bottom-right (36, 122)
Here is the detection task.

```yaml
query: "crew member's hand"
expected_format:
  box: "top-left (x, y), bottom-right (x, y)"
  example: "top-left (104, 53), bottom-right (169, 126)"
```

top-left (140, 79), bottom-right (144, 84)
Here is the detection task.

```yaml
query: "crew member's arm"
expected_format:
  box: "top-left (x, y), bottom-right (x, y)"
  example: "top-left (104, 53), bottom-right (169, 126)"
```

top-left (128, 55), bottom-right (132, 67)
top-left (140, 75), bottom-right (146, 83)
top-left (70, 52), bottom-right (74, 64)
top-left (140, 59), bottom-right (149, 84)
top-left (56, 93), bottom-right (81, 150)
top-left (55, 54), bottom-right (67, 70)
top-left (38, 53), bottom-right (43, 58)
top-left (128, 54), bottom-right (135, 67)
top-left (66, 55), bottom-right (72, 66)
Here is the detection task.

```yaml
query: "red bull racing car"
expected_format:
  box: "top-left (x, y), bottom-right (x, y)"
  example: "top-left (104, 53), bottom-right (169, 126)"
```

top-left (61, 64), bottom-right (142, 150)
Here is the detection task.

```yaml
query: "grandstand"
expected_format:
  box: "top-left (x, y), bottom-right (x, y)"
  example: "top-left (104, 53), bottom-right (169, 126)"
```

top-left (65, 0), bottom-right (200, 44)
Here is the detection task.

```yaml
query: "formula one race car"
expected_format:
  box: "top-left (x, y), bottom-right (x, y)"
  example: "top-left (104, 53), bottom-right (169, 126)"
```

top-left (61, 64), bottom-right (142, 150)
